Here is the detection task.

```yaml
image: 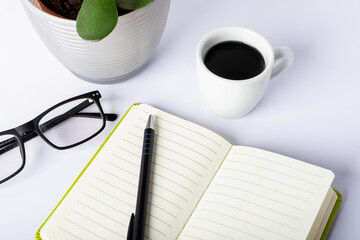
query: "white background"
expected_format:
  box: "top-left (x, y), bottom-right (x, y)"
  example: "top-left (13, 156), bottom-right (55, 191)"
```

top-left (1, 0), bottom-right (359, 239)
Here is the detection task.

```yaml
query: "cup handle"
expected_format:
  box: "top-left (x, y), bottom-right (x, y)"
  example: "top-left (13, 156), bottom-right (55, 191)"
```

top-left (270, 47), bottom-right (294, 79)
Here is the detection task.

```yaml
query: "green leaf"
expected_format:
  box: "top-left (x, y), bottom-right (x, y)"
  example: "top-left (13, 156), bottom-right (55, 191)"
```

top-left (115, 0), bottom-right (153, 10)
top-left (76, 0), bottom-right (118, 41)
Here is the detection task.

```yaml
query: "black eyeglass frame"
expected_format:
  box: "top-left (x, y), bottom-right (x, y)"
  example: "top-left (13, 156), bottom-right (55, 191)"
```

top-left (0, 90), bottom-right (117, 184)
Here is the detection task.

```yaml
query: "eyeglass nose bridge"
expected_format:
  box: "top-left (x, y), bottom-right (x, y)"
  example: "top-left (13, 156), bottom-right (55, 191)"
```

top-left (13, 120), bottom-right (40, 160)
top-left (15, 120), bottom-right (37, 137)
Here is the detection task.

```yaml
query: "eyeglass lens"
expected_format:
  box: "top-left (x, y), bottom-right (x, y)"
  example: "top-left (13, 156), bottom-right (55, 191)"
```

top-left (0, 134), bottom-right (23, 182)
top-left (38, 98), bottom-right (104, 148)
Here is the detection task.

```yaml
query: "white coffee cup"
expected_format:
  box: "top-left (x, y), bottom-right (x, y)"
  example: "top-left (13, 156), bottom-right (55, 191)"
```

top-left (196, 26), bottom-right (294, 118)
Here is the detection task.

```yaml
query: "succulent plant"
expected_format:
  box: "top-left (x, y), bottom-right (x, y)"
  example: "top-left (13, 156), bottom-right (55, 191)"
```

top-left (76, 0), bottom-right (153, 41)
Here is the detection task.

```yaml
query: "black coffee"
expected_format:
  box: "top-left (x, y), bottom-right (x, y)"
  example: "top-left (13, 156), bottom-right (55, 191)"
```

top-left (204, 41), bottom-right (265, 80)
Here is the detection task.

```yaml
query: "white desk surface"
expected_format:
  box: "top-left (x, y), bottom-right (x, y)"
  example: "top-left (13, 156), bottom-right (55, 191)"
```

top-left (1, 0), bottom-right (359, 239)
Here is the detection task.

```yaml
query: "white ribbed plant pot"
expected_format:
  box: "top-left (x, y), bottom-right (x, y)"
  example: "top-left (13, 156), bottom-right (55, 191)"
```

top-left (21, 0), bottom-right (170, 84)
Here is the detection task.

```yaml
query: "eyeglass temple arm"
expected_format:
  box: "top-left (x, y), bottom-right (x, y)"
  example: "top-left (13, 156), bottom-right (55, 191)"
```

top-left (0, 101), bottom-right (117, 155)
top-left (74, 112), bottom-right (117, 121)
top-left (38, 99), bottom-right (116, 133)
top-left (37, 98), bottom-right (117, 133)
top-left (0, 132), bottom-right (38, 156)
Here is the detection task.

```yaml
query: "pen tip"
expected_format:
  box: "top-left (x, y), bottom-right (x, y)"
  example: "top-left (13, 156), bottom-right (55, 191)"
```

top-left (146, 115), bottom-right (155, 129)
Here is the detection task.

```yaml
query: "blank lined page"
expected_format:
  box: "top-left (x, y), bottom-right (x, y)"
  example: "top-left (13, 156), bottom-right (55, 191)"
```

top-left (178, 146), bottom-right (334, 240)
top-left (40, 104), bottom-right (231, 240)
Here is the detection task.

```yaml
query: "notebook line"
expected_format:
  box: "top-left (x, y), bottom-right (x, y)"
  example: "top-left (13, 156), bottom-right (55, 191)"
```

top-left (156, 134), bottom-right (213, 162)
top-left (111, 153), bottom-right (139, 167)
top-left (64, 218), bottom-right (106, 240)
top-left (140, 111), bottom-right (222, 147)
top-left (88, 184), bottom-right (135, 208)
top-left (77, 200), bottom-right (127, 227)
top-left (222, 168), bottom-right (315, 194)
top-left (58, 226), bottom-right (82, 240)
top-left (100, 168), bottom-right (137, 188)
top-left (117, 145), bottom-right (141, 158)
top-left (154, 142), bottom-right (208, 170)
top-left (231, 152), bottom-right (323, 178)
top-left (128, 130), bottom-right (142, 139)
top-left (127, 128), bottom-right (209, 169)
top-left (147, 212), bottom-right (173, 228)
top-left (149, 191), bottom-right (183, 210)
top-left (145, 223), bottom-right (167, 237)
top-left (82, 192), bottom-right (132, 215)
top-left (144, 234), bottom-right (153, 240)
top-left (227, 161), bottom-right (319, 186)
top-left (198, 209), bottom-right (292, 240)
top-left (70, 209), bottom-right (124, 237)
top-left (154, 152), bottom-right (203, 178)
top-left (132, 122), bottom-right (144, 129)
top-left (151, 181), bottom-right (188, 202)
top-left (148, 202), bottom-right (178, 219)
top-left (183, 235), bottom-right (203, 240)
top-left (219, 175), bottom-right (310, 203)
top-left (152, 172), bottom-right (193, 194)
top-left (122, 138), bottom-right (142, 149)
top-left (214, 184), bottom-right (307, 212)
top-left (204, 200), bottom-right (298, 230)
top-left (193, 217), bottom-right (265, 240)
top-left (131, 123), bottom-right (214, 163)
top-left (153, 161), bottom-right (199, 185)
top-left (105, 160), bottom-right (138, 178)
top-left (95, 176), bottom-right (136, 197)
top-left (154, 125), bottom-right (217, 154)
top-left (209, 191), bottom-right (301, 221)
top-left (125, 132), bottom-right (213, 163)
top-left (188, 226), bottom-right (234, 240)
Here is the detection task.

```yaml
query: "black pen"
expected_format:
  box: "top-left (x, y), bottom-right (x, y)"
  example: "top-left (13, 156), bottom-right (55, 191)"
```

top-left (127, 115), bottom-right (155, 240)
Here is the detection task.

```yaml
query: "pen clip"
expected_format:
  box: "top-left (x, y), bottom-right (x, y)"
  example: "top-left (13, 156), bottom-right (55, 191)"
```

top-left (127, 213), bottom-right (135, 240)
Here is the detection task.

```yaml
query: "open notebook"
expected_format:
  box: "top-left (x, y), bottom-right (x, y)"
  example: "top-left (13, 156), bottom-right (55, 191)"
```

top-left (36, 104), bottom-right (341, 240)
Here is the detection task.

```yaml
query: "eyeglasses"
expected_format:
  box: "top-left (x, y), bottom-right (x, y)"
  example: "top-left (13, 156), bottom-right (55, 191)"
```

top-left (0, 90), bottom-right (118, 184)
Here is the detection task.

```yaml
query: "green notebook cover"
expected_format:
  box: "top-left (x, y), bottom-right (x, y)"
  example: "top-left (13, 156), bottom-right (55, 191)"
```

top-left (35, 103), bottom-right (342, 240)
top-left (320, 189), bottom-right (342, 240)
